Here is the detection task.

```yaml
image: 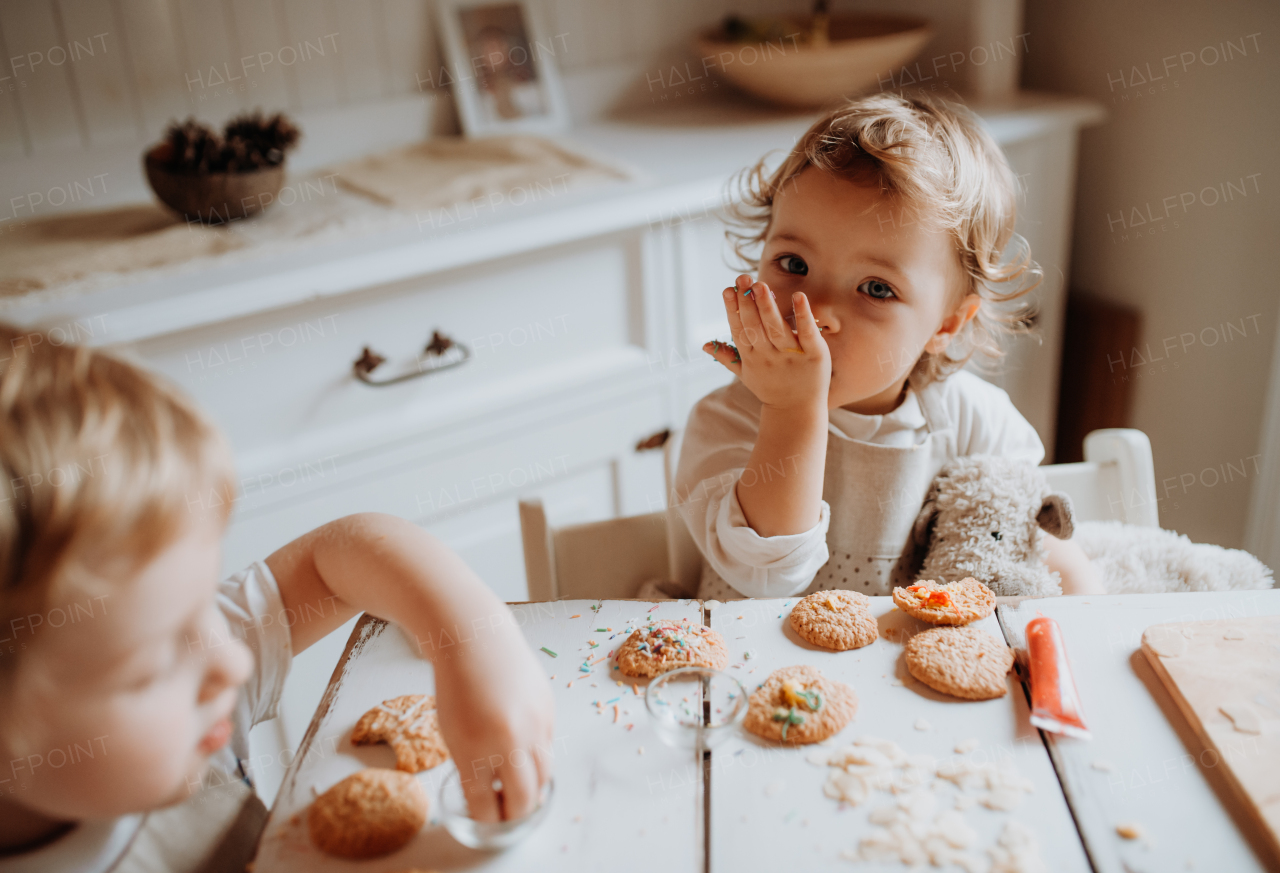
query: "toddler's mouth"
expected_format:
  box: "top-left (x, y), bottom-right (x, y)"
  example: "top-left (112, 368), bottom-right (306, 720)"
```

top-left (198, 715), bottom-right (233, 755)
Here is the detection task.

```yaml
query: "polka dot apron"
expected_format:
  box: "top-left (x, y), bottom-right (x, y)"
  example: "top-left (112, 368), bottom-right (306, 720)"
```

top-left (697, 376), bottom-right (957, 600)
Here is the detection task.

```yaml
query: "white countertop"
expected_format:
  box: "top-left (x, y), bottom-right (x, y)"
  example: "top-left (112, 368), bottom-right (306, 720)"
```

top-left (0, 91), bottom-right (1103, 345)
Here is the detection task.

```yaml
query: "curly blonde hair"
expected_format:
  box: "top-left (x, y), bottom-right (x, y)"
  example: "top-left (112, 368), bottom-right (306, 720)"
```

top-left (725, 90), bottom-right (1040, 386)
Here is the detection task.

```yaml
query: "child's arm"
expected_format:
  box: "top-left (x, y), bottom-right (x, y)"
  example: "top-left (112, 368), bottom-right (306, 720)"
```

top-left (1043, 533), bottom-right (1107, 595)
top-left (703, 275), bottom-right (830, 537)
top-left (264, 513), bottom-right (555, 822)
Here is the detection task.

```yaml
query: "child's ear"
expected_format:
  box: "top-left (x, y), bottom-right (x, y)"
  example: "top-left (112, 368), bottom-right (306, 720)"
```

top-left (925, 293), bottom-right (982, 355)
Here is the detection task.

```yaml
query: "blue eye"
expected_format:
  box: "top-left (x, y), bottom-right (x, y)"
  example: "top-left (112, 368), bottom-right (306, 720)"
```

top-left (859, 279), bottom-right (896, 300)
top-left (778, 255), bottom-right (808, 276)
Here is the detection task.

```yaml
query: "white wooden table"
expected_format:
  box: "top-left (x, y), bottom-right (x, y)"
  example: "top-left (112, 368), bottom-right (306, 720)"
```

top-left (999, 590), bottom-right (1280, 873)
top-left (253, 591), bottom-right (1280, 872)
top-left (707, 597), bottom-right (1089, 872)
top-left (253, 599), bottom-right (705, 872)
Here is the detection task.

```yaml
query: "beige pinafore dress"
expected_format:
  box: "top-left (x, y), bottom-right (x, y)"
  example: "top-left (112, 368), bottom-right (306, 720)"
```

top-left (696, 379), bottom-right (957, 600)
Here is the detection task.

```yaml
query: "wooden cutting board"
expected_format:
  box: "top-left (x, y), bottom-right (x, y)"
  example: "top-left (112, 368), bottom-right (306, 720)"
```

top-left (1141, 615), bottom-right (1280, 867)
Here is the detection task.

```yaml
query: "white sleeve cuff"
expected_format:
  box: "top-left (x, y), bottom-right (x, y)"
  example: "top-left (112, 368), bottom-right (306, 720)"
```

top-left (702, 482), bottom-right (831, 598)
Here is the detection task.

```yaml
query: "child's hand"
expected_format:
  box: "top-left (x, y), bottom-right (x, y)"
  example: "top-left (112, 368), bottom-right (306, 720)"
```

top-left (704, 274), bottom-right (830, 411)
top-left (431, 615), bottom-right (556, 822)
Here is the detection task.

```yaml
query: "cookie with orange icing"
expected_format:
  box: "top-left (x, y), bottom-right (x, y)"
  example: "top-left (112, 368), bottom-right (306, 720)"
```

top-left (892, 578), bottom-right (995, 626)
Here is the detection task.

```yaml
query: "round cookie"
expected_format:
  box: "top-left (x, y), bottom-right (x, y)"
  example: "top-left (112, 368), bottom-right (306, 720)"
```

top-left (904, 627), bottom-right (1014, 700)
top-left (892, 578), bottom-right (995, 626)
top-left (789, 590), bottom-right (878, 651)
top-left (307, 768), bottom-right (427, 859)
top-left (616, 618), bottom-right (728, 678)
top-left (742, 665), bottom-right (857, 745)
top-left (352, 694), bottom-right (449, 773)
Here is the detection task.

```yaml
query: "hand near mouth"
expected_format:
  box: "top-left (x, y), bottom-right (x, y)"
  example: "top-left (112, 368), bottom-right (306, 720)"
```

top-left (703, 273), bottom-right (831, 414)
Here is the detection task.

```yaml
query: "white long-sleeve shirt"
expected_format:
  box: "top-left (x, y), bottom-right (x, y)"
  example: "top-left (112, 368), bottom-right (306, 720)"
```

top-left (673, 370), bottom-right (1045, 598)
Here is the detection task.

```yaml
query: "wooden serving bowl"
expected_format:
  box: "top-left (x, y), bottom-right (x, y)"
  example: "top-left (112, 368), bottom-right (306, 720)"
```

top-left (696, 14), bottom-right (932, 109)
top-left (143, 142), bottom-right (286, 224)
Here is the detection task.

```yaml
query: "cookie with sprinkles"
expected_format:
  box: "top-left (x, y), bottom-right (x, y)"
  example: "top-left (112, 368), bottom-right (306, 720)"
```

top-left (616, 618), bottom-right (728, 678)
top-left (892, 578), bottom-right (995, 626)
top-left (789, 590), bottom-right (878, 650)
top-left (904, 626), bottom-right (1014, 700)
top-left (352, 695), bottom-right (449, 773)
top-left (743, 665), bottom-right (856, 744)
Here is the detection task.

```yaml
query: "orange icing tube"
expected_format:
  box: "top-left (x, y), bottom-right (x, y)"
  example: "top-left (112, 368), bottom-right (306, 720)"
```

top-left (1026, 614), bottom-right (1091, 740)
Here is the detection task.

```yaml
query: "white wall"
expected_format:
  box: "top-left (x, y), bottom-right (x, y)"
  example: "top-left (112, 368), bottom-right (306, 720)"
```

top-left (1022, 0), bottom-right (1280, 550)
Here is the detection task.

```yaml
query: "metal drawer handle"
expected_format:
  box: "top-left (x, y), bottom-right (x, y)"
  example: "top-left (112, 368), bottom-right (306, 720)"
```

top-left (635, 428), bottom-right (670, 452)
top-left (353, 330), bottom-right (471, 386)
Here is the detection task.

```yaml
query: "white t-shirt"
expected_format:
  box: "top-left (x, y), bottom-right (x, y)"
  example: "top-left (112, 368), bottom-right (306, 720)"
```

top-left (674, 371), bottom-right (1045, 598)
top-left (1, 562), bottom-right (292, 873)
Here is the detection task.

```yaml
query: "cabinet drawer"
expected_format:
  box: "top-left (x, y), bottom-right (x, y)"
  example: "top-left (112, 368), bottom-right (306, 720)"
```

top-left (133, 231), bottom-right (649, 462)
top-left (220, 385), bottom-right (670, 579)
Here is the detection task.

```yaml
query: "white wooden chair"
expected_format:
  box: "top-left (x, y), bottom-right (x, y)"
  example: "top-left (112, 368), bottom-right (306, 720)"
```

top-left (518, 427), bottom-right (1158, 601)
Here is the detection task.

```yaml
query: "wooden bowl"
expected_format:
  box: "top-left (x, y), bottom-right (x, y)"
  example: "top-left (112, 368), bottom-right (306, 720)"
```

top-left (696, 14), bottom-right (932, 109)
top-left (143, 143), bottom-right (286, 224)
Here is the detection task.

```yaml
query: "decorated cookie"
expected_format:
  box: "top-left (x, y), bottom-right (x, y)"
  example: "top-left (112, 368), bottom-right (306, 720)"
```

top-left (616, 618), bottom-right (729, 678)
top-left (904, 627), bottom-right (1014, 700)
top-left (307, 768), bottom-right (427, 859)
top-left (352, 695), bottom-right (449, 773)
top-left (892, 578), bottom-right (995, 626)
top-left (743, 665), bottom-right (857, 744)
top-left (789, 590), bottom-right (878, 650)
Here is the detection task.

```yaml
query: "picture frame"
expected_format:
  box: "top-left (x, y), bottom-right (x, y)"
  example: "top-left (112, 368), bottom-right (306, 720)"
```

top-left (433, 0), bottom-right (572, 137)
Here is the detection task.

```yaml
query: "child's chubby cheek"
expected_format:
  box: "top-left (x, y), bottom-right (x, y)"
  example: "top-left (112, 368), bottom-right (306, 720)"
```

top-left (17, 700), bottom-right (216, 817)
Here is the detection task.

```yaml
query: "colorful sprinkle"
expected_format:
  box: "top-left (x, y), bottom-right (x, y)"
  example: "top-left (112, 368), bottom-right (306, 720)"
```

top-left (540, 647), bottom-right (558, 658)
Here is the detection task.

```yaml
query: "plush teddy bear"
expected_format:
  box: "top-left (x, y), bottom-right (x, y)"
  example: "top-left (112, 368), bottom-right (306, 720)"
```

top-left (911, 456), bottom-right (1074, 598)
top-left (912, 455), bottom-right (1274, 597)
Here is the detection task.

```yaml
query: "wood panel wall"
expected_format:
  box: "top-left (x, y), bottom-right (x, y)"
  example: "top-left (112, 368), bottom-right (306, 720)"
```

top-left (0, 0), bottom-right (775, 161)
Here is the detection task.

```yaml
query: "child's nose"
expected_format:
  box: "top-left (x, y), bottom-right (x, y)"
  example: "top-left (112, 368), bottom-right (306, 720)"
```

top-left (199, 636), bottom-right (253, 703)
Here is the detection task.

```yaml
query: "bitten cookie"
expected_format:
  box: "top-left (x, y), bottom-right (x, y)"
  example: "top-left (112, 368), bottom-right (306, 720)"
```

top-left (904, 627), bottom-right (1014, 700)
top-left (352, 695), bottom-right (449, 773)
top-left (892, 578), bottom-right (996, 626)
top-left (742, 665), bottom-right (857, 744)
top-left (307, 768), bottom-right (427, 859)
top-left (789, 590), bottom-right (878, 650)
top-left (616, 618), bottom-right (728, 678)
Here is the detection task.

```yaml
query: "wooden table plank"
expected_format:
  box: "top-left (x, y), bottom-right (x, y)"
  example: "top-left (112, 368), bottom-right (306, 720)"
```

top-left (707, 597), bottom-right (1090, 872)
top-left (253, 599), bottom-right (705, 872)
top-left (998, 590), bottom-right (1280, 873)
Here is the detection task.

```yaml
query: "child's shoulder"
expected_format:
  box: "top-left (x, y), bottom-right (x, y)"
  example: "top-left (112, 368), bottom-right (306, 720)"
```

top-left (924, 369), bottom-right (1020, 417)
top-left (925, 370), bottom-right (1042, 461)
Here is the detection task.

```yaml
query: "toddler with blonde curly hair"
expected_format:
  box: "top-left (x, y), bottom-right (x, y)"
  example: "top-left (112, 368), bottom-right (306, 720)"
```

top-left (676, 91), bottom-right (1103, 600)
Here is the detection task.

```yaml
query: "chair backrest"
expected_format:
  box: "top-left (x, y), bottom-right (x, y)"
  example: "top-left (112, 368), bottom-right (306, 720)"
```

top-left (1042, 428), bottom-right (1159, 527)
top-left (519, 427), bottom-right (1160, 600)
top-left (519, 431), bottom-right (702, 601)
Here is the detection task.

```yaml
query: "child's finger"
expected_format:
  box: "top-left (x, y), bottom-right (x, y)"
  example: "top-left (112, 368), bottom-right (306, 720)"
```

top-left (703, 340), bottom-right (743, 374)
top-left (735, 281), bottom-right (766, 349)
top-left (721, 287), bottom-right (747, 348)
top-left (532, 740), bottom-right (553, 790)
top-left (497, 755), bottom-right (540, 820)
top-left (792, 292), bottom-right (824, 353)
top-left (463, 768), bottom-right (503, 823)
top-left (754, 281), bottom-right (800, 351)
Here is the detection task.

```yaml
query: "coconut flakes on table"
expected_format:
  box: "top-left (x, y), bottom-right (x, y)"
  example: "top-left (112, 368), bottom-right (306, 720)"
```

top-left (812, 736), bottom-right (1045, 870)
top-left (989, 821), bottom-right (1049, 873)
